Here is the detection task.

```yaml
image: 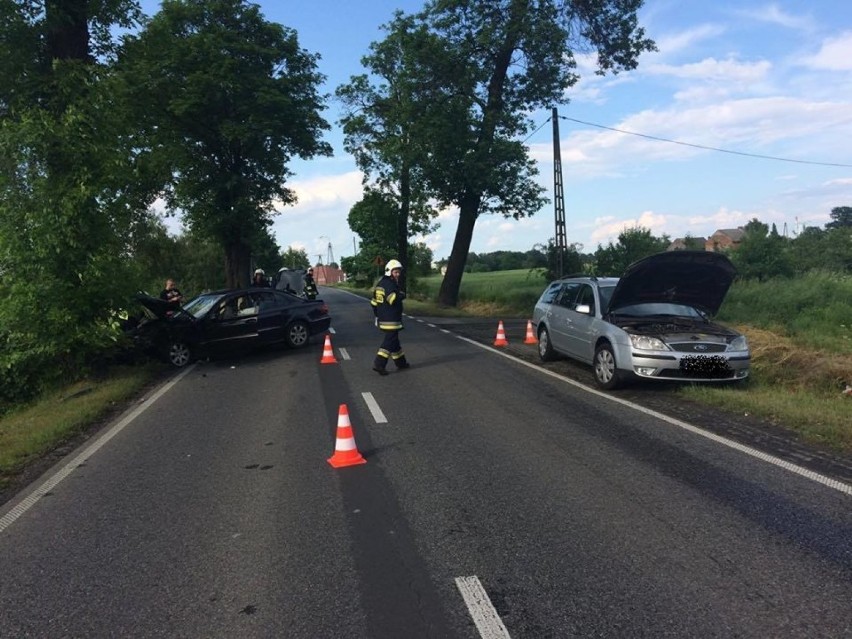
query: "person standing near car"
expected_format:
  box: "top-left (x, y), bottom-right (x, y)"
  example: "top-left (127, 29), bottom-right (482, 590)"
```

top-left (160, 278), bottom-right (183, 317)
top-left (370, 259), bottom-right (410, 375)
top-left (252, 268), bottom-right (270, 287)
top-left (303, 267), bottom-right (319, 300)
top-left (160, 279), bottom-right (183, 305)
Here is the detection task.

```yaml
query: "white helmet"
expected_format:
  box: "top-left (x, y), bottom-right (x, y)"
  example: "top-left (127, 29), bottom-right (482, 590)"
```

top-left (384, 259), bottom-right (403, 275)
top-left (254, 268), bottom-right (265, 275)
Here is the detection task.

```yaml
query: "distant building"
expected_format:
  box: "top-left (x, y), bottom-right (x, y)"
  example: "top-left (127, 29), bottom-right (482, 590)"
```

top-left (705, 228), bottom-right (746, 251)
top-left (313, 264), bottom-right (345, 285)
top-left (668, 237), bottom-right (707, 251)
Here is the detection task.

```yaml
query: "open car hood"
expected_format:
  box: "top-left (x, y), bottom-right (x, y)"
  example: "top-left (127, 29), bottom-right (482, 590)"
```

top-left (135, 293), bottom-right (183, 319)
top-left (608, 251), bottom-right (737, 316)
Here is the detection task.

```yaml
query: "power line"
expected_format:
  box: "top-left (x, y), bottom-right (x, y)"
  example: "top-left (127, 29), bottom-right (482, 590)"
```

top-left (546, 115), bottom-right (852, 168)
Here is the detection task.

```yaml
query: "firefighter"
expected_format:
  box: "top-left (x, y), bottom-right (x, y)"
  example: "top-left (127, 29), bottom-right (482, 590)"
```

top-left (303, 267), bottom-right (319, 300)
top-left (252, 269), bottom-right (270, 287)
top-left (370, 259), bottom-right (410, 375)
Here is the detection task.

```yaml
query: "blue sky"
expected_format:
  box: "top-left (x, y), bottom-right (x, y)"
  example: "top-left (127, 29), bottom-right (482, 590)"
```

top-left (143, 1), bottom-right (852, 263)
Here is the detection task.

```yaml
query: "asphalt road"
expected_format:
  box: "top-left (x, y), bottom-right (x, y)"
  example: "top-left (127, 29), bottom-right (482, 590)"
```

top-left (1, 287), bottom-right (851, 638)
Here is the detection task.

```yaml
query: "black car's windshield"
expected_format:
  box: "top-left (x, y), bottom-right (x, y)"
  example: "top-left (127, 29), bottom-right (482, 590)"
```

top-left (611, 302), bottom-right (704, 319)
top-left (182, 293), bottom-right (225, 318)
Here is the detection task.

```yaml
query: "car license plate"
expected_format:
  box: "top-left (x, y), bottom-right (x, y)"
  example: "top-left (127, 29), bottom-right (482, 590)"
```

top-left (679, 354), bottom-right (732, 377)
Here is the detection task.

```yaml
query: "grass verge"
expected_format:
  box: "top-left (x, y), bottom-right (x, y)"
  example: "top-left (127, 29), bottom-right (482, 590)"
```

top-left (679, 326), bottom-right (852, 452)
top-left (0, 363), bottom-right (166, 491)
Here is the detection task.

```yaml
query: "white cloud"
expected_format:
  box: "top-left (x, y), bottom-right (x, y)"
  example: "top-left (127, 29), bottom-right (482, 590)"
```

top-left (652, 24), bottom-right (727, 59)
top-left (275, 170), bottom-right (364, 213)
top-left (556, 97), bottom-right (852, 178)
top-left (735, 4), bottom-right (816, 31)
top-left (800, 32), bottom-right (852, 71)
top-left (823, 177), bottom-right (852, 187)
top-left (648, 57), bottom-right (771, 84)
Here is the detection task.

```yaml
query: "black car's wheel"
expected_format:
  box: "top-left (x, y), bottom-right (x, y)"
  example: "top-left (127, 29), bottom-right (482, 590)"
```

top-left (593, 342), bottom-right (622, 390)
top-left (538, 326), bottom-right (557, 362)
top-left (285, 320), bottom-right (310, 348)
top-left (167, 340), bottom-right (192, 368)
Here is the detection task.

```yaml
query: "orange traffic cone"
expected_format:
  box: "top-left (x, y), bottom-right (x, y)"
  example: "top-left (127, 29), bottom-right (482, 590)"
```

top-left (524, 320), bottom-right (537, 345)
top-left (493, 320), bottom-right (509, 347)
top-left (327, 404), bottom-right (367, 468)
top-left (320, 334), bottom-right (337, 364)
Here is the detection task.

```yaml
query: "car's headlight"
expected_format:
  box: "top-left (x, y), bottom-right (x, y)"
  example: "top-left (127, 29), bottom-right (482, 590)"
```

top-left (727, 335), bottom-right (748, 351)
top-left (630, 334), bottom-right (669, 350)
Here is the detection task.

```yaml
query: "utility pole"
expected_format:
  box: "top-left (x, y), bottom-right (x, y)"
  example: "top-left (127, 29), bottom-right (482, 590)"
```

top-left (327, 241), bottom-right (335, 267)
top-left (552, 107), bottom-right (567, 278)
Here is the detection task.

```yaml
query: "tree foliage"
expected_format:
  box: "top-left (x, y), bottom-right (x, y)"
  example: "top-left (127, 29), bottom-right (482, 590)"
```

top-left (336, 14), bottom-right (439, 277)
top-left (729, 218), bottom-right (793, 281)
top-left (119, 0), bottom-right (331, 287)
top-left (826, 206), bottom-right (852, 229)
top-left (593, 226), bottom-right (670, 276)
top-left (397, 0), bottom-right (657, 306)
top-left (280, 247), bottom-right (310, 270)
top-left (0, 0), bottom-right (146, 406)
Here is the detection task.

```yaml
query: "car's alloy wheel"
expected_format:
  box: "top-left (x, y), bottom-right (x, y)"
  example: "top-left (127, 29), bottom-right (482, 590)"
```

top-left (538, 326), bottom-right (556, 362)
top-left (286, 321), bottom-right (309, 348)
top-left (168, 341), bottom-right (192, 367)
top-left (593, 343), bottom-right (621, 390)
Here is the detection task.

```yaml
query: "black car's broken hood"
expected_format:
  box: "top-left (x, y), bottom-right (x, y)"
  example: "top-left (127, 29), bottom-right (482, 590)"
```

top-left (135, 293), bottom-right (186, 320)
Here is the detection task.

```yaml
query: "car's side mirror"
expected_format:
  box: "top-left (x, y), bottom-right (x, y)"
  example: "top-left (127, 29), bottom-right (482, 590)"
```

top-left (575, 304), bottom-right (591, 314)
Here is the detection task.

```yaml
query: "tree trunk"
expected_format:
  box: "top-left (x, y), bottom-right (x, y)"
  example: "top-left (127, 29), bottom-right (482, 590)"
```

top-left (435, 4), bottom-right (522, 307)
top-left (397, 157), bottom-right (411, 290)
top-left (437, 193), bottom-right (479, 307)
top-left (46, 0), bottom-right (90, 63)
top-left (224, 241), bottom-right (251, 288)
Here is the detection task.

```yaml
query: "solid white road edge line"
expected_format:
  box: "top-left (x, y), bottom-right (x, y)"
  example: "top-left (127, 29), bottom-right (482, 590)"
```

top-left (0, 365), bottom-right (197, 534)
top-left (454, 335), bottom-right (852, 497)
top-left (455, 575), bottom-right (512, 639)
top-left (362, 392), bottom-right (388, 424)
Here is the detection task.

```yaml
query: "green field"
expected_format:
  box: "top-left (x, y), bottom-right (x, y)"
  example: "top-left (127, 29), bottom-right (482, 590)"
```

top-left (410, 268), bottom-right (547, 315)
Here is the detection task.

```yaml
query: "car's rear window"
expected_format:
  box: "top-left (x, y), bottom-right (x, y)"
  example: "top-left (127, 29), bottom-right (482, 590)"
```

top-left (599, 285), bottom-right (616, 313)
top-left (538, 282), bottom-right (562, 305)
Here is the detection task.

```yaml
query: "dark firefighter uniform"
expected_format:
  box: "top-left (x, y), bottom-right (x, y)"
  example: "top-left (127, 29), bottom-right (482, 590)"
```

top-left (370, 270), bottom-right (410, 375)
top-left (303, 273), bottom-right (319, 300)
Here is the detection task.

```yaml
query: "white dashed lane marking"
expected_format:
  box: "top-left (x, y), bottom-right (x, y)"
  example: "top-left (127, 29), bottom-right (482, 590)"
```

top-left (455, 576), bottom-right (512, 638)
top-left (362, 392), bottom-right (388, 424)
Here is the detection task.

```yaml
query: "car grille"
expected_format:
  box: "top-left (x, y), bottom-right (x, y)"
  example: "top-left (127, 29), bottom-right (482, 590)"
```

top-left (670, 342), bottom-right (727, 353)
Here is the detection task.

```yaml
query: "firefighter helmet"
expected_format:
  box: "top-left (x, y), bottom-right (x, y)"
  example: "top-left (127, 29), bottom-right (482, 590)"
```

top-left (384, 259), bottom-right (403, 275)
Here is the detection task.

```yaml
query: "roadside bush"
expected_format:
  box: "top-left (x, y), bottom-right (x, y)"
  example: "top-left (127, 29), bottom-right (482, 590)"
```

top-left (720, 271), bottom-right (852, 353)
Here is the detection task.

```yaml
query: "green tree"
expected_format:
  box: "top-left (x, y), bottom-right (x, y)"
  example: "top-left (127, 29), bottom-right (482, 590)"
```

top-left (336, 15), bottom-right (439, 275)
top-left (344, 189), bottom-right (434, 286)
top-left (119, 0), bottom-right (331, 288)
top-left (729, 218), bottom-right (793, 281)
top-left (408, 242), bottom-right (434, 277)
top-left (0, 0), bottom-right (146, 404)
top-left (789, 226), bottom-right (852, 274)
top-left (681, 234), bottom-right (706, 250)
top-left (280, 247), bottom-right (310, 270)
top-left (593, 226), bottom-right (669, 276)
top-left (401, 0), bottom-right (656, 307)
top-left (538, 240), bottom-right (584, 281)
top-left (826, 206), bottom-right (852, 229)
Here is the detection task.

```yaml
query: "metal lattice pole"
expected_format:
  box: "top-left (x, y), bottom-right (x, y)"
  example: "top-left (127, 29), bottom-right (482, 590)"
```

top-left (552, 107), bottom-right (567, 278)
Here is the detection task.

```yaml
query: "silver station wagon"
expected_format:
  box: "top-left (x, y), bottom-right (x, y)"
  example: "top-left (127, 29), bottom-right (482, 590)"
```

top-left (532, 251), bottom-right (750, 389)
